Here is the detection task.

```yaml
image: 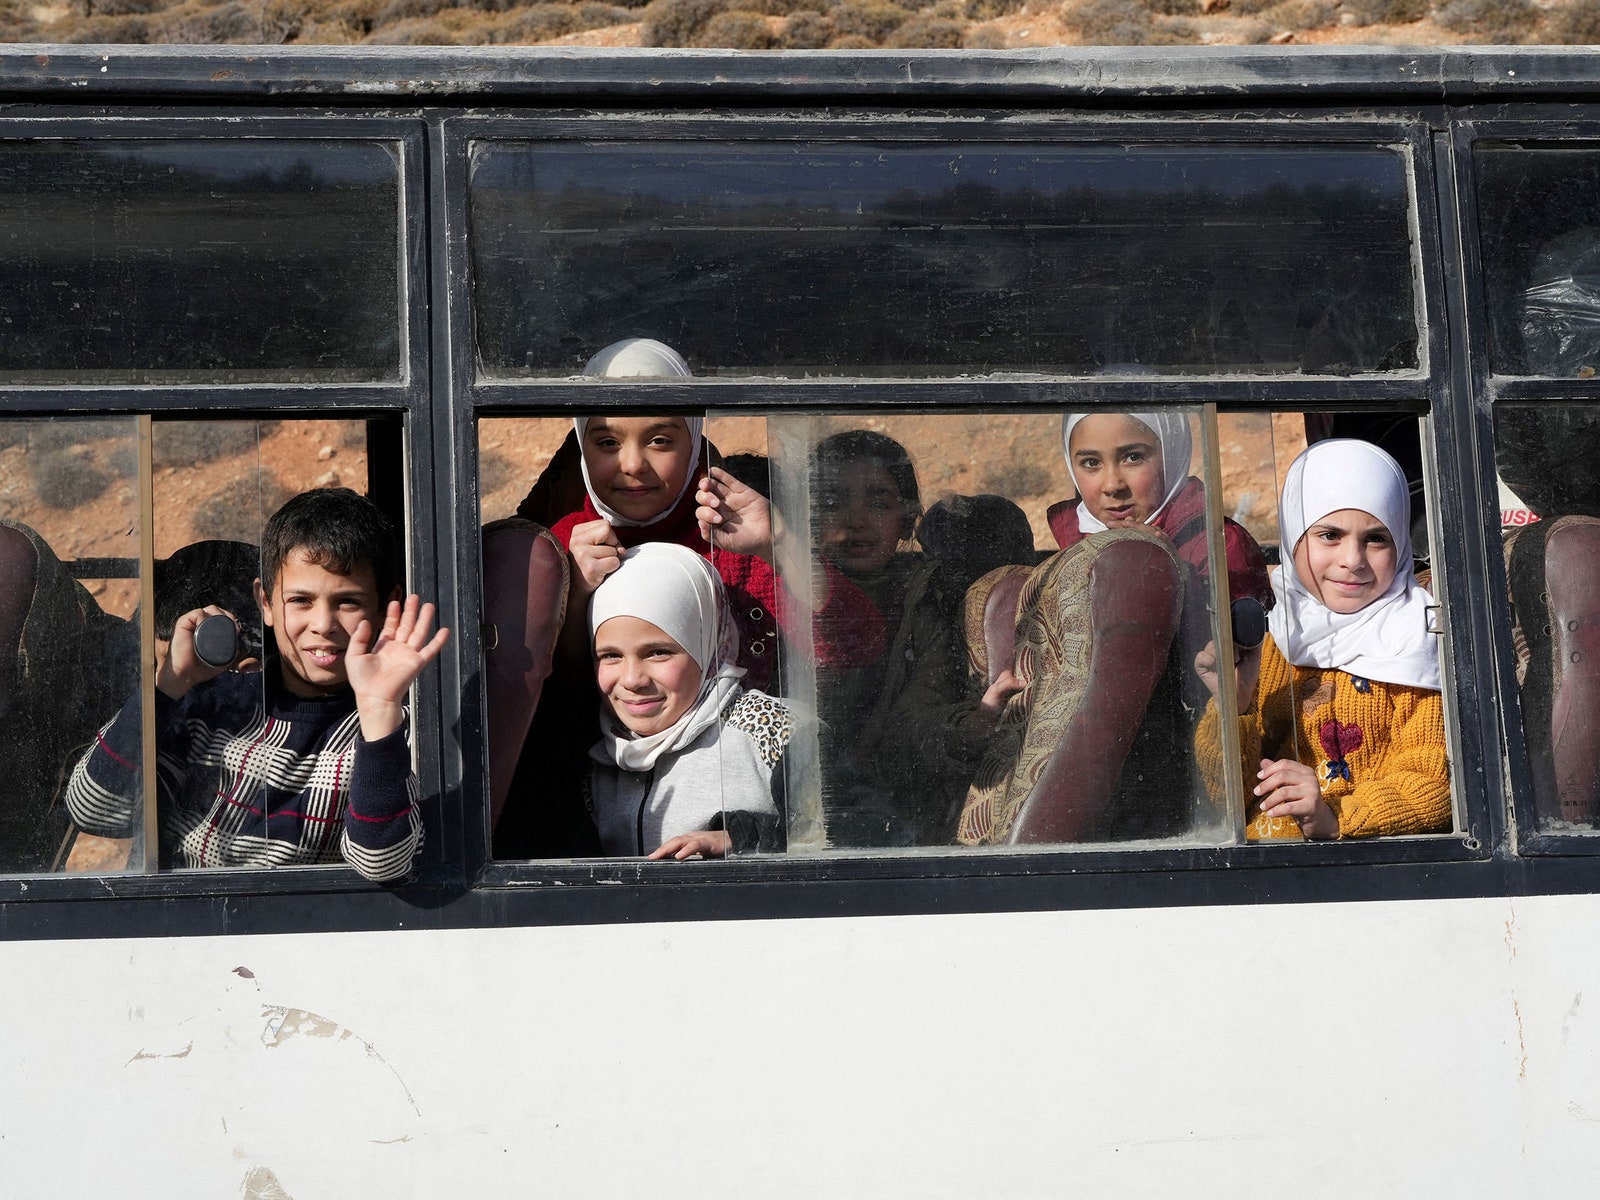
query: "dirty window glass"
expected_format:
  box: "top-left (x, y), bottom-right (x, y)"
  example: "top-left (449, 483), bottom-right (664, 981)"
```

top-left (0, 416), bottom-right (142, 875)
top-left (1476, 144), bottom-right (1600, 379)
top-left (0, 140), bottom-right (402, 384)
top-left (732, 409), bottom-right (1232, 852)
top-left (470, 141), bottom-right (1419, 380)
top-left (1493, 403), bottom-right (1600, 832)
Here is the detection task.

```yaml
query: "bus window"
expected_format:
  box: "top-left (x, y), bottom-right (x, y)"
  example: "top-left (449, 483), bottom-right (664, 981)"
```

top-left (0, 139), bottom-right (402, 385)
top-left (1476, 143), bottom-right (1600, 379)
top-left (1493, 403), bottom-right (1600, 830)
top-left (469, 140), bottom-right (1419, 380)
top-left (1216, 409), bottom-right (1455, 843)
top-left (737, 409), bottom-right (1233, 853)
top-left (0, 416), bottom-right (143, 875)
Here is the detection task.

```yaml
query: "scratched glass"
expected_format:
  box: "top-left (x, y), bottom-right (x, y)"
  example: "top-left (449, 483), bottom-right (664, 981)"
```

top-left (0, 139), bottom-right (402, 384)
top-left (731, 408), bottom-right (1231, 854)
top-left (470, 141), bottom-right (1419, 379)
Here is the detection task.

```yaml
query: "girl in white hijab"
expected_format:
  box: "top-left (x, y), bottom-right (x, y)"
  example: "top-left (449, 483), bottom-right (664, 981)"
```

top-left (587, 542), bottom-right (794, 859)
top-left (1195, 438), bottom-right (1450, 842)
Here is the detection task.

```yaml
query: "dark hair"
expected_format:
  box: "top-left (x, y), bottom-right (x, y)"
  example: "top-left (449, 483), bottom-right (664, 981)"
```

top-left (811, 430), bottom-right (922, 540)
top-left (259, 488), bottom-right (401, 600)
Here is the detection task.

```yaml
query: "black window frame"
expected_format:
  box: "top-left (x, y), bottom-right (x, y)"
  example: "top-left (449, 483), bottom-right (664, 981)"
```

top-left (5, 49), bottom-right (1600, 942)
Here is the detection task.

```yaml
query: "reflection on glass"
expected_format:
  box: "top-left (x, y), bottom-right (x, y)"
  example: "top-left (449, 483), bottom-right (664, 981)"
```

top-left (1205, 413), bottom-right (1450, 842)
top-left (1476, 144), bottom-right (1600, 378)
top-left (0, 140), bottom-right (402, 383)
top-left (0, 417), bottom-right (142, 874)
top-left (756, 410), bottom-right (1229, 852)
top-left (1494, 403), bottom-right (1600, 829)
top-left (471, 141), bottom-right (1418, 379)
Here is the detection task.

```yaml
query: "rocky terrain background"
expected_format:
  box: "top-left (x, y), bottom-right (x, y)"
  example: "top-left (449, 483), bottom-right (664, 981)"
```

top-left (4, 0), bottom-right (1598, 52)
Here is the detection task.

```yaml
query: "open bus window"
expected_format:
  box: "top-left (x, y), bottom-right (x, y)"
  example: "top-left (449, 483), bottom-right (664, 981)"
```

top-left (1492, 403), bottom-right (1600, 831)
top-left (1214, 409), bottom-right (1455, 843)
top-left (1475, 143), bottom-right (1600, 379)
top-left (469, 140), bottom-right (1419, 380)
top-left (0, 416), bottom-right (142, 875)
top-left (0, 139), bottom-right (402, 385)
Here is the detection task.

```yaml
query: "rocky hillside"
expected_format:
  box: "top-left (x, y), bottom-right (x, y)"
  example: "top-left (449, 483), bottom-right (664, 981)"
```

top-left (4, 0), bottom-right (1598, 51)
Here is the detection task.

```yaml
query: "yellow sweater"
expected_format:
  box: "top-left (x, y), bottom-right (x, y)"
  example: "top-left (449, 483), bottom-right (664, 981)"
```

top-left (1195, 634), bottom-right (1451, 840)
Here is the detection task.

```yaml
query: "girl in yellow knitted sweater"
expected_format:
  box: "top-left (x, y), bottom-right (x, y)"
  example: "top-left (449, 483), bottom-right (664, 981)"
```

top-left (1195, 439), bottom-right (1450, 840)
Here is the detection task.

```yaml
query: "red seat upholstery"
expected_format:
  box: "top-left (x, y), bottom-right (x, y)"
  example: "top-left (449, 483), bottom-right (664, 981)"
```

top-left (958, 528), bottom-right (1186, 845)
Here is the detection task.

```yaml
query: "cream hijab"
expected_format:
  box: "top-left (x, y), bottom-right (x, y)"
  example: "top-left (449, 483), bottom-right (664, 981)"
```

top-left (589, 542), bottom-right (745, 772)
top-left (1062, 411), bottom-right (1193, 534)
top-left (577, 338), bottom-right (703, 529)
top-left (1268, 438), bottom-right (1440, 691)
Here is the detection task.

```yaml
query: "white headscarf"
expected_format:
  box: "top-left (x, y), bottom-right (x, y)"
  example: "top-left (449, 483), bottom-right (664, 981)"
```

top-left (589, 542), bottom-right (745, 772)
top-left (1062, 411), bottom-right (1194, 534)
top-left (1268, 438), bottom-right (1440, 691)
top-left (577, 338), bottom-right (703, 529)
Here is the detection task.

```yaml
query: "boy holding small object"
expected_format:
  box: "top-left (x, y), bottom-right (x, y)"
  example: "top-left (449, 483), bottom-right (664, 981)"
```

top-left (66, 488), bottom-right (448, 881)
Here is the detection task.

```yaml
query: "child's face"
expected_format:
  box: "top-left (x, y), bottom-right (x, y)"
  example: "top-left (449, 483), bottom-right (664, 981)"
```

top-left (1292, 507), bottom-right (1399, 614)
top-left (255, 549), bottom-right (387, 698)
top-left (595, 615), bottom-right (704, 737)
top-left (581, 416), bottom-right (696, 523)
top-left (1068, 413), bottom-right (1167, 528)
top-left (815, 460), bottom-right (906, 579)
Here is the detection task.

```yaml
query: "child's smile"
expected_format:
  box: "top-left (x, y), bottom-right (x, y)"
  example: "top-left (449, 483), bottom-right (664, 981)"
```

top-left (1292, 507), bottom-right (1399, 614)
top-left (581, 416), bottom-right (695, 523)
top-left (594, 615), bottom-right (703, 737)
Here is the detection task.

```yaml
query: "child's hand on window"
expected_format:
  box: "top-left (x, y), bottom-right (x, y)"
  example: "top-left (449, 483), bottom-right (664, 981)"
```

top-left (569, 518), bottom-right (623, 595)
top-left (649, 830), bottom-right (732, 860)
top-left (695, 466), bottom-right (774, 562)
top-left (1255, 758), bottom-right (1339, 839)
top-left (347, 594), bottom-right (450, 742)
top-left (157, 606), bottom-right (240, 700)
top-left (1194, 639), bottom-right (1262, 714)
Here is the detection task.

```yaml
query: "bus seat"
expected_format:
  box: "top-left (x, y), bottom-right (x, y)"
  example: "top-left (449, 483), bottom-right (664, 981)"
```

top-left (1509, 515), bottom-right (1600, 825)
top-left (0, 520), bottom-right (131, 872)
top-left (958, 527), bottom-right (1184, 845)
top-left (481, 517), bottom-right (569, 831)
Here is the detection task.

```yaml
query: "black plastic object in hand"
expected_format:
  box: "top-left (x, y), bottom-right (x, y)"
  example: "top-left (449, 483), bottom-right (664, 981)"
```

top-left (1230, 597), bottom-right (1267, 651)
top-left (193, 614), bottom-right (241, 669)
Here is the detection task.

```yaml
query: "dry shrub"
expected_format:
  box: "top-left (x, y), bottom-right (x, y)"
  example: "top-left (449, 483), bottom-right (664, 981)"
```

top-left (640, 0), bottom-right (724, 43)
top-left (376, 0), bottom-right (450, 23)
top-left (105, 442), bottom-right (139, 480)
top-left (366, 7), bottom-right (499, 38)
top-left (576, 1), bottom-right (634, 23)
top-left (479, 450), bottom-right (516, 496)
top-left (981, 460), bottom-right (1052, 500)
top-left (1068, 0), bottom-right (1155, 40)
top-left (1433, 0), bottom-right (1538, 39)
top-left (33, 451), bottom-right (110, 511)
top-left (1144, 0), bottom-right (1198, 15)
top-left (323, 0), bottom-right (383, 25)
top-left (1223, 0), bottom-right (1277, 15)
top-left (157, 0), bottom-right (262, 40)
top-left (497, 2), bottom-right (582, 37)
top-left (26, 421), bottom-right (126, 456)
top-left (1261, 0), bottom-right (1335, 26)
top-left (0, 0), bottom-right (38, 38)
top-left (1547, 0), bottom-right (1600, 41)
top-left (752, 0), bottom-right (828, 14)
top-left (833, 0), bottom-right (909, 38)
top-left (886, 12), bottom-right (962, 41)
top-left (696, 7), bottom-right (775, 41)
top-left (194, 474), bottom-right (292, 543)
top-left (780, 7), bottom-right (832, 40)
top-left (1342, 0), bottom-right (1425, 21)
top-left (962, 20), bottom-right (1007, 42)
top-left (152, 422), bottom-right (260, 471)
top-left (93, 0), bottom-right (170, 15)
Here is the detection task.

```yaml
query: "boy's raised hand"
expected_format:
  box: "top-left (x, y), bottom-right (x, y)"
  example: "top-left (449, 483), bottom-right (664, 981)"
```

top-left (156, 605), bottom-right (236, 700)
top-left (569, 517), bottom-right (623, 595)
top-left (346, 594), bottom-right (450, 742)
top-left (695, 466), bottom-right (774, 561)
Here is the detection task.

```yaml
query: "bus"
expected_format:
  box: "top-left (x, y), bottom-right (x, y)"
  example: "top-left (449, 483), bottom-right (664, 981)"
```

top-left (2, 42), bottom-right (1599, 1197)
